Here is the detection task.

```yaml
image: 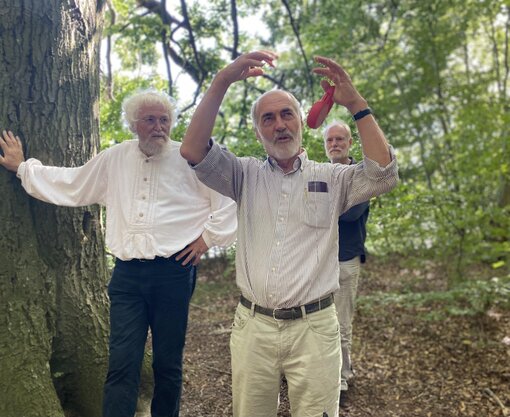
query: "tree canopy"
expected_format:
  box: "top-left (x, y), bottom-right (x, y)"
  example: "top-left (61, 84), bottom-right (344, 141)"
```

top-left (101, 0), bottom-right (509, 283)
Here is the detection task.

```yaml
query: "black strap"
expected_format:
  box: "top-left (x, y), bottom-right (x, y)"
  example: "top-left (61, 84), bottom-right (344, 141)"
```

top-left (239, 294), bottom-right (333, 320)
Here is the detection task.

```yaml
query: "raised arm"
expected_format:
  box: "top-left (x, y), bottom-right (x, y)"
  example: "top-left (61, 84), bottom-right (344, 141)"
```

top-left (0, 130), bottom-right (25, 172)
top-left (312, 57), bottom-right (392, 167)
top-left (180, 50), bottom-right (278, 165)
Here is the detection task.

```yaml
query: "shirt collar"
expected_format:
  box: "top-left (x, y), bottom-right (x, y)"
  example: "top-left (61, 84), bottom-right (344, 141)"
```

top-left (266, 148), bottom-right (308, 173)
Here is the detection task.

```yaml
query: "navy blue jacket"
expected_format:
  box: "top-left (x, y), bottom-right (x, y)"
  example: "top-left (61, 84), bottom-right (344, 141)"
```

top-left (338, 158), bottom-right (370, 262)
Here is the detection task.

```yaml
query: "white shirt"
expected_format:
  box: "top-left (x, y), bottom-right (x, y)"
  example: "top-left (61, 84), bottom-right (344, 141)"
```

top-left (17, 140), bottom-right (237, 260)
top-left (194, 141), bottom-right (398, 309)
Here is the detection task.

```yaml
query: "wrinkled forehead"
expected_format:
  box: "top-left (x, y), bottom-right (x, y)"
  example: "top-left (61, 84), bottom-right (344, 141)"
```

top-left (254, 90), bottom-right (301, 119)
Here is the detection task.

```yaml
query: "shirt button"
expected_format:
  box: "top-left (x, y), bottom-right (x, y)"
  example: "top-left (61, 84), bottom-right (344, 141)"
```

top-left (139, 213), bottom-right (144, 217)
top-left (279, 217), bottom-right (284, 222)
top-left (143, 177), bottom-right (148, 182)
top-left (272, 267), bottom-right (276, 272)
top-left (142, 196), bottom-right (146, 200)
top-left (276, 241), bottom-right (280, 246)
top-left (145, 159), bottom-right (150, 163)
top-left (282, 193), bottom-right (288, 198)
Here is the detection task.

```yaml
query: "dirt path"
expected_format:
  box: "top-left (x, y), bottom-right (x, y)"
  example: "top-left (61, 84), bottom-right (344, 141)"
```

top-left (178, 259), bottom-right (510, 417)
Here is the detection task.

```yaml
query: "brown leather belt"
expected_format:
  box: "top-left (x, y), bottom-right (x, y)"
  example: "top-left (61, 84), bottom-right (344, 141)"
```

top-left (239, 293), bottom-right (334, 320)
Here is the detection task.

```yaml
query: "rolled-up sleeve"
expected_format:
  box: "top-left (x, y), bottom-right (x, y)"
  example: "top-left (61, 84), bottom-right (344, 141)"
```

top-left (192, 140), bottom-right (244, 202)
top-left (337, 146), bottom-right (398, 214)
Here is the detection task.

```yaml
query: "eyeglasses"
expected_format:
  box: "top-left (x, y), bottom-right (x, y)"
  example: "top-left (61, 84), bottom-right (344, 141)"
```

top-left (140, 116), bottom-right (171, 127)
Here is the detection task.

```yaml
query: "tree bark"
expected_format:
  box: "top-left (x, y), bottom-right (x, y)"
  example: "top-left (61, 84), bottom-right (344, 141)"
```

top-left (0, 1), bottom-right (109, 417)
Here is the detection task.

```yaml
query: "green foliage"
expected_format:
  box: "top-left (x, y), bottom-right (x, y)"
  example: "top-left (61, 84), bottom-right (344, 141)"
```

top-left (100, 0), bottom-right (510, 283)
top-left (112, 16), bottom-right (163, 71)
top-left (358, 274), bottom-right (510, 318)
top-left (107, 0), bottom-right (163, 72)
top-left (293, 0), bottom-right (510, 278)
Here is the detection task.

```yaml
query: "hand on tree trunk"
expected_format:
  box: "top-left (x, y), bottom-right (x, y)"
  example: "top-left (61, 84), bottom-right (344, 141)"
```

top-left (0, 130), bottom-right (25, 172)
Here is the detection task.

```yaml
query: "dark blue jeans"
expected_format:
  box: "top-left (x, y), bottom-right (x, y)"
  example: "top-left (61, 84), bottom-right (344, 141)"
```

top-left (103, 255), bottom-right (196, 417)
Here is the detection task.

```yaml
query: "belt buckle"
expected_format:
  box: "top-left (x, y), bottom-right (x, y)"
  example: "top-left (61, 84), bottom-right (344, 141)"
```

top-left (272, 307), bottom-right (284, 321)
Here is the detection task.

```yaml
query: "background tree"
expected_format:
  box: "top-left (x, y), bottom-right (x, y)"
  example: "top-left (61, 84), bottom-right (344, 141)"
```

top-left (1, 0), bottom-right (508, 415)
top-left (0, 1), bottom-right (109, 416)
top-left (240, 0), bottom-right (509, 281)
top-left (105, 0), bottom-right (509, 282)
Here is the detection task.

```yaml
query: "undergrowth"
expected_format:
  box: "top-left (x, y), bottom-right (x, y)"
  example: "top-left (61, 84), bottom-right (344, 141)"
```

top-left (358, 274), bottom-right (510, 319)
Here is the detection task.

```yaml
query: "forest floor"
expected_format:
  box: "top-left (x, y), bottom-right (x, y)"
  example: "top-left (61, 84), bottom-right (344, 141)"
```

top-left (145, 257), bottom-right (510, 417)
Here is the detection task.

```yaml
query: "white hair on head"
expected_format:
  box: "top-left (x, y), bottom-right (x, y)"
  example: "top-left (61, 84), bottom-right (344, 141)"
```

top-left (322, 120), bottom-right (352, 141)
top-left (121, 88), bottom-right (179, 133)
top-left (250, 89), bottom-right (303, 130)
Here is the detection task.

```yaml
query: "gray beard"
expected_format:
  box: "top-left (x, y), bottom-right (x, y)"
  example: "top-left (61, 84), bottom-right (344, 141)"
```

top-left (265, 140), bottom-right (301, 161)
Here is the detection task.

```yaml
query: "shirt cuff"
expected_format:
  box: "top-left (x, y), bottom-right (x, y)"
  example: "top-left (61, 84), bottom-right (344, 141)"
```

top-left (16, 161), bottom-right (27, 179)
top-left (191, 139), bottom-right (223, 174)
top-left (363, 146), bottom-right (398, 178)
top-left (201, 230), bottom-right (213, 249)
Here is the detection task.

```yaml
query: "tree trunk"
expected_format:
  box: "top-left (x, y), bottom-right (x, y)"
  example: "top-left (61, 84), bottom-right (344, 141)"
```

top-left (0, 1), bottom-right (109, 416)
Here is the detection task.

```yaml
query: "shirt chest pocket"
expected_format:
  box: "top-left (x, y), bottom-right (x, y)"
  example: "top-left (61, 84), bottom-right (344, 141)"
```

top-left (304, 181), bottom-right (331, 228)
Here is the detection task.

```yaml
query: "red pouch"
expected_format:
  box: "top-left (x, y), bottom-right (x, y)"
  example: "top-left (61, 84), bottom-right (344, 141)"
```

top-left (306, 85), bottom-right (335, 129)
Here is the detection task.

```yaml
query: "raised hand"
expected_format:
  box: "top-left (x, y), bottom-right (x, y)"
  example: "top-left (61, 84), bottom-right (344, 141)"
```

top-left (312, 56), bottom-right (367, 114)
top-left (0, 130), bottom-right (25, 172)
top-left (181, 50), bottom-right (278, 165)
top-left (216, 50), bottom-right (278, 86)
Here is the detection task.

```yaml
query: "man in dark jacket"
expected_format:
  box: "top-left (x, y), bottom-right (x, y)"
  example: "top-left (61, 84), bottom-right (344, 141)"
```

top-left (324, 120), bottom-right (370, 408)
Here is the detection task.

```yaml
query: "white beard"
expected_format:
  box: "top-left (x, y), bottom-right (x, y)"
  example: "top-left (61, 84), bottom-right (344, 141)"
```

top-left (139, 137), bottom-right (168, 156)
top-left (264, 138), bottom-right (301, 161)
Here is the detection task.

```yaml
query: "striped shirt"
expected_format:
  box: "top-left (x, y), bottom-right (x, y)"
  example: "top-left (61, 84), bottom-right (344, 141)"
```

top-left (194, 141), bottom-right (398, 309)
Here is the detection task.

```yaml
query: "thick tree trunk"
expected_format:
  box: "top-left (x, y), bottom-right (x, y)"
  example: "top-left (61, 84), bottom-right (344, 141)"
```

top-left (0, 1), bottom-right (108, 417)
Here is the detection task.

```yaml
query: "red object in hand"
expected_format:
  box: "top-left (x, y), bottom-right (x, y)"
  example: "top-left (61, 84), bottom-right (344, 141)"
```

top-left (306, 85), bottom-right (335, 129)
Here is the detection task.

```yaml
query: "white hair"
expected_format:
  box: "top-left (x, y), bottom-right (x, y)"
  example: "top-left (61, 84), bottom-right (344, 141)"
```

top-left (322, 120), bottom-right (352, 141)
top-left (122, 88), bottom-right (179, 133)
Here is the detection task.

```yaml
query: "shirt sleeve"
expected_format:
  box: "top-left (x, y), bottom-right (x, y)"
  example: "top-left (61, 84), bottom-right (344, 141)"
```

top-left (200, 188), bottom-right (238, 249)
top-left (336, 146), bottom-right (398, 215)
top-left (16, 151), bottom-right (109, 207)
top-left (192, 140), bottom-right (244, 202)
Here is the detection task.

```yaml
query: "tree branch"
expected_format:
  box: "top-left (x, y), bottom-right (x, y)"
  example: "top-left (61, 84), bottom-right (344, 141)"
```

top-left (230, 0), bottom-right (240, 59)
top-left (138, 0), bottom-right (205, 98)
top-left (104, 0), bottom-right (116, 100)
top-left (166, 43), bottom-right (201, 84)
top-left (281, 0), bottom-right (314, 94)
top-left (503, 6), bottom-right (509, 102)
top-left (179, 0), bottom-right (206, 76)
top-left (377, 0), bottom-right (399, 52)
top-left (161, 29), bottom-right (173, 96)
top-left (137, 0), bottom-right (180, 25)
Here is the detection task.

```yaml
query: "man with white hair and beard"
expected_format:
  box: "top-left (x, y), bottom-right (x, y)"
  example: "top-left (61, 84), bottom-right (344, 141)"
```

top-left (180, 51), bottom-right (398, 417)
top-left (0, 89), bottom-right (237, 417)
